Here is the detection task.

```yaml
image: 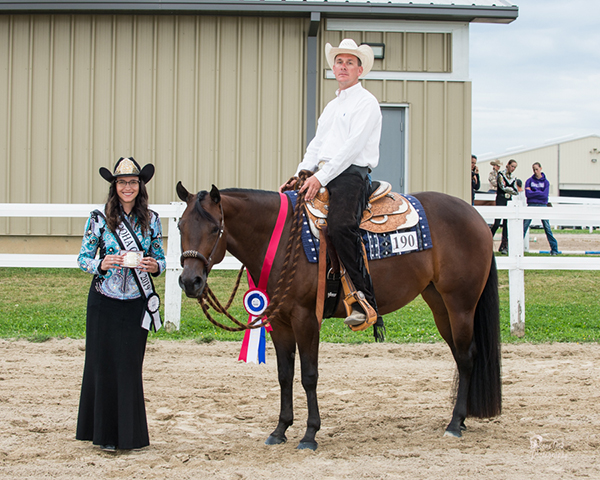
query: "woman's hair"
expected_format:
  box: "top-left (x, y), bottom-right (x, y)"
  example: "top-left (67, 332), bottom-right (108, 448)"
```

top-left (104, 180), bottom-right (150, 234)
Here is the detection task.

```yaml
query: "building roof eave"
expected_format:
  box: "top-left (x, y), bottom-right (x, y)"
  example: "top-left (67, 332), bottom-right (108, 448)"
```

top-left (0, 1), bottom-right (519, 24)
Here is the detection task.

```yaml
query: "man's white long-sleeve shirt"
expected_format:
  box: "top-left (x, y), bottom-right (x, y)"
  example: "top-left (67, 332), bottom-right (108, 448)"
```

top-left (295, 82), bottom-right (382, 186)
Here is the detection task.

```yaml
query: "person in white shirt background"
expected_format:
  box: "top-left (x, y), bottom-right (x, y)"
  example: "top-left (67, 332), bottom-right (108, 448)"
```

top-left (280, 39), bottom-right (382, 328)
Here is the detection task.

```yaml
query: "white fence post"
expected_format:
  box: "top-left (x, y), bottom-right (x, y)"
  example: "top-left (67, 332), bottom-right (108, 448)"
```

top-left (507, 205), bottom-right (525, 337)
top-left (163, 203), bottom-right (185, 332)
top-left (476, 200), bottom-right (600, 335)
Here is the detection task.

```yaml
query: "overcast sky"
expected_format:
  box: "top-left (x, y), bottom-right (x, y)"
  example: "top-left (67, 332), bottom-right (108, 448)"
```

top-left (469, 0), bottom-right (600, 159)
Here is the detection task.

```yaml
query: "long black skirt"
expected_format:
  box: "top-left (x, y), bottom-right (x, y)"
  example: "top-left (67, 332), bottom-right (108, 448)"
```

top-left (76, 284), bottom-right (149, 449)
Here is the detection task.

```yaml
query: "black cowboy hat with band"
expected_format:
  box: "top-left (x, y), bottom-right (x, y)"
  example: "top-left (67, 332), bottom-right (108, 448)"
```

top-left (99, 157), bottom-right (155, 184)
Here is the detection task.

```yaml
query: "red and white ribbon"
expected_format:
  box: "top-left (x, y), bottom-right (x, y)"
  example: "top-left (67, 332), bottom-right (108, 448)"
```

top-left (238, 193), bottom-right (287, 364)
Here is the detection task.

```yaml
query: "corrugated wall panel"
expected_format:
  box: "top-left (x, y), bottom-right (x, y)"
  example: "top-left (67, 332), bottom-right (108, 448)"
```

top-left (1, 14), bottom-right (306, 236)
top-left (278, 18), bottom-right (305, 188)
top-left (322, 29), bottom-right (452, 74)
top-left (406, 81), bottom-right (425, 190)
top-left (196, 16), bottom-right (218, 188)
top-left (384, 32), bottom-right (403, 71)
top-left (51, 16), bottom-right (76, 234)
top-left (424, 81), bottom-right (446, 192)
top-left (559, 137), bottom-right (600, 187)
top-left (406, 33), bottom-right (425, 72)
top-left (0, 16), bottom-right (8, 212)
top-left (132, 15), bottom-right (157, 194)
top-left (71, 16), bottom-right (94, 215)
top-left (238, 17), bottom-right (260, 188)
top-left (90, 16), bottom-right (114, 204)
top-left (447, 80), bottom-right (471, 199)
top-left (7, 16), bottom-right (31, 235)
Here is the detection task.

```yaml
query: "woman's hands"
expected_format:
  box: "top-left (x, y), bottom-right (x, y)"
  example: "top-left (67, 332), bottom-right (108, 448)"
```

top-left (100, 254), bottom-right (123, 271)
top-left (100, 253), bottom-right (158, 274)
top-left (138, 256), bottom-right (159, 274)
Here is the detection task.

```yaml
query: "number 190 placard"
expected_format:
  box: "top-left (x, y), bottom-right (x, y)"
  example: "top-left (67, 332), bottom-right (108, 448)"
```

top-left (389, 231), bottom-right (419, 254)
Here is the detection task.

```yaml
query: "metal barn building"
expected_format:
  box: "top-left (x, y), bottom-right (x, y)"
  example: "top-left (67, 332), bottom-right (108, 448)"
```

top-left (0, 0), bottom-right (518, 253)
top-left (476, 134), bottom-right (600, 198)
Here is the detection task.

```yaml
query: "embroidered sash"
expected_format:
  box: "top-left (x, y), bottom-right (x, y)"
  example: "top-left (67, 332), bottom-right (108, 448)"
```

top-left (95, 208), bottom-right (162, 332)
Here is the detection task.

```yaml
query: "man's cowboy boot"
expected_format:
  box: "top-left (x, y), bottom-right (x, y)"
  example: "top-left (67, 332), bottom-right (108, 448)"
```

top-left (344, 305), bottom-right (367, 326)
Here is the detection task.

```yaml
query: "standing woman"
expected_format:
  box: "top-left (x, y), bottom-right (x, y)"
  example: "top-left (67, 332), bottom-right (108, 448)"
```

top-left (76, 157), bottom-right (165, 452)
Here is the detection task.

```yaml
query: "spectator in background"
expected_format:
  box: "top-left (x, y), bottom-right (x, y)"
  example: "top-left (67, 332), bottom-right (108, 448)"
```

top-left (524, 162), bottom-right (559, 255)
top-left (488, 160), bottom-right (502, 193)
top-left (490, 159), bottom-right (518, 254)
top-left (471, 154), bottom-right (480, 205)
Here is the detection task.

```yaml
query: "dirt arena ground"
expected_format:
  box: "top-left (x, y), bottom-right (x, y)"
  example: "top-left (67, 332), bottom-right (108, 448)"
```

top-left (1, 339), bottom-right (599, 479)
top-left (494, 232), bottom-right (600, 253)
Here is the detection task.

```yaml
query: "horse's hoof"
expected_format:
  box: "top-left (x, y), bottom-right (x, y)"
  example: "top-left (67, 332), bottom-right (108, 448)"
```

top-left (460, 421), bottom-right (467, 431)
top-left (443, 429), bottom-right (462, 438)
top-left (265, 434), bottom-right (287, 446)
top-left (297, 441), bottom-right (318, 451)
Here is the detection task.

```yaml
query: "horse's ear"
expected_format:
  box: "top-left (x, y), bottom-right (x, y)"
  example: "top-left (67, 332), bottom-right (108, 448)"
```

top-left (176, 181), bottom-right (190, 202)
top-left (209, 185), bottom-right (221, 204)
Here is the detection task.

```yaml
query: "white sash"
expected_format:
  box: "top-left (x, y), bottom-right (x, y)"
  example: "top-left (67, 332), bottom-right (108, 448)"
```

top-left (96, 208), bottom-right (162, 331)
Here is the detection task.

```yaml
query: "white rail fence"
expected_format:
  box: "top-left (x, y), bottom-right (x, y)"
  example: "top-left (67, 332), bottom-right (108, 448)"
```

top-left (2, 200), bottom-right (600, 335)
top-left (476, 202), bottom-right (600, 336)
top-left (0, 203), bottom-right (242, 332)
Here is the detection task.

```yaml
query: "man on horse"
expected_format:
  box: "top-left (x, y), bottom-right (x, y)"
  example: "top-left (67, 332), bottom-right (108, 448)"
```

top-left (279, 39), bottom-right (382, 328)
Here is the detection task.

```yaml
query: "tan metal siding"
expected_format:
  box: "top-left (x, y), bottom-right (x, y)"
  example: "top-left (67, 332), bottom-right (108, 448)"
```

top-left (323, 29), bottom-right (452, 73)
top-left (1, 14), bottom-right (306, 236)
top-left (559, 137), bottom-right (600, 189)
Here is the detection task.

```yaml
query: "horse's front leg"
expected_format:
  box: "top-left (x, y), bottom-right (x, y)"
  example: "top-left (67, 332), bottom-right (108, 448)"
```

top-left (295, 313), bottom-right (321, 450)
top-left (265, 325), bottom-right (296, 446)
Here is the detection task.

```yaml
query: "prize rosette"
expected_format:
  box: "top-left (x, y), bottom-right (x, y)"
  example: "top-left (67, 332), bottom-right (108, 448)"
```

top-left (147, 293), bottom-right (160, 314)
top-left (243, 289), bottom-right (269, 317)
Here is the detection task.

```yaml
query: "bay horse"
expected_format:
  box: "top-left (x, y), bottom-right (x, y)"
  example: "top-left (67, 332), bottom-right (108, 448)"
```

top-left (176, 182), bottom-right (501, 450)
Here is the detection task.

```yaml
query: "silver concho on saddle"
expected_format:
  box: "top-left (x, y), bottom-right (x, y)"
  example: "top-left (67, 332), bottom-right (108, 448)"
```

top-left (304, 181), bottom-right (420, 238)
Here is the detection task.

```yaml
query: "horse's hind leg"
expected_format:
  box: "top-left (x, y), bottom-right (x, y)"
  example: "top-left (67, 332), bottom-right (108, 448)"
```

top-left (422, 284), bottom-right (475, 438)
top-left (445, 331), bottom-right (476, 437)
top-left (265, 326), bottom-right (297, 446)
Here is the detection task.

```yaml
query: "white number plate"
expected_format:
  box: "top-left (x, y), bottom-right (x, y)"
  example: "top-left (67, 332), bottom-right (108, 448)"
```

top-left (390, 231), bottom-right (418, 254)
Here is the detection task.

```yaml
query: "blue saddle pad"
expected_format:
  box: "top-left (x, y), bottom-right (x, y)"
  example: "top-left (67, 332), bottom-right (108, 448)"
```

top-left (285, 191), bottom-right (432, 264)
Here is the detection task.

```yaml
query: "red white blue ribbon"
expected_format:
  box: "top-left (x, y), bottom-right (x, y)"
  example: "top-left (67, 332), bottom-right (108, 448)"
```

top-left (238, 193), bottom-right (287, 364)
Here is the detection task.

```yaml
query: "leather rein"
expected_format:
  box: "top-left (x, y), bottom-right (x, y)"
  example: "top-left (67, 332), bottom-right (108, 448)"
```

top-left (179, 191), bottom-right (304, 332)
top-left (179, 198), bottom-right (272, 332)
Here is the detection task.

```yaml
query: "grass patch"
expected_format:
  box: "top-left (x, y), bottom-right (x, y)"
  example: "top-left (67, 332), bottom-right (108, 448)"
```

top-left (1, 267), bottom-right (599, 344)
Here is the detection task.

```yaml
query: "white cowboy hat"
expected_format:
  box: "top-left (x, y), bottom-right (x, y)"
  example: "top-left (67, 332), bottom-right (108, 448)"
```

top-left (325, 39), bottom-right (374, 78)
top-left (99, 157), bottom-right (155, 184)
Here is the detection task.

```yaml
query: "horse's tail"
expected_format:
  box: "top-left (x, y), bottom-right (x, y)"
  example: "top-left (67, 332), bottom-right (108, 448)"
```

top-left (468, 256), bottom-right (502, 418)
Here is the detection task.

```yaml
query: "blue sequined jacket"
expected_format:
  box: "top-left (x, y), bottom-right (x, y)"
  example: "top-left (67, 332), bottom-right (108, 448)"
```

top-left (78, 208), bottom-right (166, 300)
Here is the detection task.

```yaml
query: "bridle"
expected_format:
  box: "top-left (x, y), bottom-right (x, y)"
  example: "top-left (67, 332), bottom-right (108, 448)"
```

top-left (180, 201), bottom-right (225, 270)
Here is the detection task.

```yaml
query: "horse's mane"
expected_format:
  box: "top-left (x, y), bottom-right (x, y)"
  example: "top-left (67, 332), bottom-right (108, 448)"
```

top-left (194, 188), bottom-right (280, 222)
top-left (220, 187), bottom-right (280, 198)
